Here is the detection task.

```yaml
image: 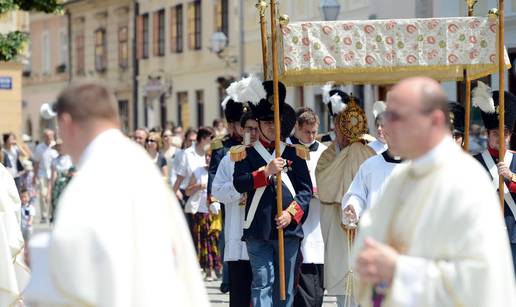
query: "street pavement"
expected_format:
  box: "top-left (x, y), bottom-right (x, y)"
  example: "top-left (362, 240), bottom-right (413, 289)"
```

top-left (33, 221), bottom-right (338, 306)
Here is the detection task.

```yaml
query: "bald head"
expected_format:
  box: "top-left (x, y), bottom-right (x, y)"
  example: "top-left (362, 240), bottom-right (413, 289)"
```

top-left (385, 77), bottom-right (450, 159)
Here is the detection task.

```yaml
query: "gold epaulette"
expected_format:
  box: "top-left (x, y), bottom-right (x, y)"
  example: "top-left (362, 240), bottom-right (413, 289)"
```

top-left (229, 145), bottom-right (247, 162)
top-left (211, 137), bottom-right (224, 151)
top-left (294, 144), bottom-right (310, 160)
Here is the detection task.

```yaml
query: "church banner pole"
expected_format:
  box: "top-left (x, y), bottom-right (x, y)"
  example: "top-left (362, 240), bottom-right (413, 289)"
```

top-left (498, 0), bottom-right (506, 212)
top-left (256, 0), bottom-right (269, 79)
top-left (270, 0), bottom-right (286, 300)
top-left (463, 0), bottom-right (477, 151)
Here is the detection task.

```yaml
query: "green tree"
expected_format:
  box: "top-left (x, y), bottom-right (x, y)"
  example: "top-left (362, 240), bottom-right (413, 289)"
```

top-left (0, 0), bottom-right (63, 62)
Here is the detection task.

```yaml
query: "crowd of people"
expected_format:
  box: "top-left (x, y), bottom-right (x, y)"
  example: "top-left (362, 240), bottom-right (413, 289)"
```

top-left (2, 75), bottom-right (516, 307)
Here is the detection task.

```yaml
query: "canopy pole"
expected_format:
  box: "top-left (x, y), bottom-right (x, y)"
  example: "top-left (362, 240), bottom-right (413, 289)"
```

top-left (463, 0), bottom-right (477, 151)
top-left (270, 0), bottom-right (286, 301)
top-left (256, 0), bottom-right (268, 79)
top-left (498, 0), bottom-right (506, 212)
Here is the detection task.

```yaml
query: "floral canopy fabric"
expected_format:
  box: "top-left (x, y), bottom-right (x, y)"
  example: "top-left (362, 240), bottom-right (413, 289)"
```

top-left (280, 17), bottom-right (510, 85)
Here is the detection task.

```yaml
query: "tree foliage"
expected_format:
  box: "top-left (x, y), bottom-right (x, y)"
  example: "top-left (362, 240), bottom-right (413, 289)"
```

top-left (0, 0), bottom-right (63, 62)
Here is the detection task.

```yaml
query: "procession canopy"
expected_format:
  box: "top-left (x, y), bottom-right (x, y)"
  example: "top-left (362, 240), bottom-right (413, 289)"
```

top-left (279, 17), bottom-right (511, 86)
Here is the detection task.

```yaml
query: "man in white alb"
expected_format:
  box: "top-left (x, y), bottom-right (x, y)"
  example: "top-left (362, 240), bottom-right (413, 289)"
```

top-left (353, 77), bottom-right (516, 307)
top-left (25, 82), bottom-right (209, 307)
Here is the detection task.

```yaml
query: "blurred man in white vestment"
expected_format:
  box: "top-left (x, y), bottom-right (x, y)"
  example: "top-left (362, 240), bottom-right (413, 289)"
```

top-left (353, 77), bottom-right (516, 307)
top-left (0, 163), bottom-right (30, 306)
top-left (25, 82), bottom-right (210, 307)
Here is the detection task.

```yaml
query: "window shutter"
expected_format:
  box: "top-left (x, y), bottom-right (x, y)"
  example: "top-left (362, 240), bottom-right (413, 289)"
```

top-left (136, 15), bottom-right (143, 59)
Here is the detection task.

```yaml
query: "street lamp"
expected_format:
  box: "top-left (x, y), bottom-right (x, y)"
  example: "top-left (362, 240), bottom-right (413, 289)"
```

top-left (320, 0), bottom-right (341, 21)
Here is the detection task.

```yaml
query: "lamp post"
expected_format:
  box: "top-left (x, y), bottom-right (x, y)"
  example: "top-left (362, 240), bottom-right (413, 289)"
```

top-left (320, 0), bottom-right (341, 21)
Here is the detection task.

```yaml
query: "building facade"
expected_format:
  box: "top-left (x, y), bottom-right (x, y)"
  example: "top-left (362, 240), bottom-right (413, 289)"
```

top-left (66, 0), bottom-right (135, 133)
top-left (22, 12), bottom-right (69, 141)
top-left (0, 10), bottom-right (29, 137)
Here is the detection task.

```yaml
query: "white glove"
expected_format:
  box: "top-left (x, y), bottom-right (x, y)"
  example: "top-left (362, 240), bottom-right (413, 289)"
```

top-left (209, 202), bottom-right (221, 215)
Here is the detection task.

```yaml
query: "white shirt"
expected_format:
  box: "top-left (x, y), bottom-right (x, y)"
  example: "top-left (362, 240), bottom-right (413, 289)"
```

top-left (24, 129), bottom-right (210, 307)
top-left (212, 154), bottom-right (248, 261)
top-left (185, 166), bottom-right (209, 214)
top-left (20, 203), bottom-right (35, 229)
top-left (342, 152), bottom-right (403, 220)
top-left (176, 145), bottom-right (205, 189)
top-left (34, 142), bottom-right (58, 179)
top-left (52, 155), bottom-right (73, 175)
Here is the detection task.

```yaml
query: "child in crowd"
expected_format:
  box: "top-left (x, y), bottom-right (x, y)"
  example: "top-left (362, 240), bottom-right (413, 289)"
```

top-left (19, 188), bottom-right (35, 242)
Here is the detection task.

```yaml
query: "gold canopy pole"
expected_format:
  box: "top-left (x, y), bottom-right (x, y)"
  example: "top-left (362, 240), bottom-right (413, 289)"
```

top-left (269, 0), bottom-right (286, 300)
top-left (498, 0), bottom-right (506, 212)
top-left (463, 0), bottom-right (477, 151)
top-left (256, 1), bottom-right (269, 79)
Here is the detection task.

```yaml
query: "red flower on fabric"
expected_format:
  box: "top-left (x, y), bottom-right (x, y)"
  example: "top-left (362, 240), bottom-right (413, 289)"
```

top-left (469, 50), bottom-right (479, 60)
top-left (364, 24), bottom-right (375, 34)
top-left (385, 36), bottom-right (394, 45)
top-left (324, 56), bottom-right (335, 65)
top-left (469, 36), bottom-right (477, 44)
top-left (342, 23), bottom-right (354, 31)
top-left (490, 23), bottom-right (497, 33)
top-left (302, 37), bottom-right (310, 46)
top-left (448, 24), bottom-right (459, 33)
top-left (303, 52), bottom-right (311, 62)
top-left (406, 24), bottom-right (417, 34)
top-left (322, 26), bottom-right (333, 35)
top-left (343, 51), bottom-right (355, 61)
top-left (343, 37), bottom-right (353, 45)
top-left (282, 27), bottom-right (291, 35)
top-left (490, 54), bottom-right (497, 63)
top-left (406, 54), bottom-right (417, 64)
top-left (448, 54), bottom-right (459, 63)
top-left (365, 55), bottom-right (375, 64)
top-left (284, 57), bottom-right (293, 66)
top-left (469, 19), bottom-right (481, 29)
top-left (427, 36), bottom-right (436, 44)
top-left (427, 19), bottom-right (439, 30)
top-left (385, 20), bottom-right (397, 30)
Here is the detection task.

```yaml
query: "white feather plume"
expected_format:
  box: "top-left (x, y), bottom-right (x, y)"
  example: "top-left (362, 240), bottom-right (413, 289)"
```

top-left (40, 103), bottom-right (56, 120)
top-left (330, 93), bottom-right (347, 115)
top-left (226, 75), bottom-right (266, 105)
top-left (372, 101), bottom-right (386, 118)
top-left (220, 96), bottom-right (232, 110)
top-left (472, 81), bottom-right (495, 113)
top-left (322, 82), bottom-right (333, 105)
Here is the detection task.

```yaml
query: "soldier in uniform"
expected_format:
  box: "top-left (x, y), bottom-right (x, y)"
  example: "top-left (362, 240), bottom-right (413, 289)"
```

top-left (232, 80), bottom-right (313, 307)
top-left (472, 83), bottom-right (516, 274)
top-left (208, 96), bottom-right (249, 293)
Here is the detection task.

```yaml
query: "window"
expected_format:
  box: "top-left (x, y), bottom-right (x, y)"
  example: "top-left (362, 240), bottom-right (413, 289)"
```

top-left (94, 28), bottom-right (107, 72)
top-left (118, 27), bottom-right (129, 68)
top-left (196, 90), bottom-right (204, 126)
top-left (42, 30), bottom-right (50, 74)
top-left (170, 4), bottom-right (183, 53)
top-left (59, 29), bottom-right (68, 69)
top-left (118, 100), bottom-right (129, 133)
top-left (138, 13), bottom-right (149, 58)
top-left (187, 1), bottom-right (202, 50)
top-left (153, 9), bottom-right (165, 56)
top-left (177, 91), bottom-right (189, 127)
top-left (214, 0), bottom-right (228, 37)
top-left (75, 33), bottom-right (85, 75)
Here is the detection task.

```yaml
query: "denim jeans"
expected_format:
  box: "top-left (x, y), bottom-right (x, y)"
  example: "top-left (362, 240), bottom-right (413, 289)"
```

top-left (246, 238), bottom-right (300, 307)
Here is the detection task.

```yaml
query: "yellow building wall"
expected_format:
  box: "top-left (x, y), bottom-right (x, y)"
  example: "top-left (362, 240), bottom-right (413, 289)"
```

top-left (0, 62), bottom-right (23, 136)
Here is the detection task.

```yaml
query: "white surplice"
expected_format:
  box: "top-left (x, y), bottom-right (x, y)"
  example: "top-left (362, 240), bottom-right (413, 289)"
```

top-left (300, 141), bottom-right (327, 264)
top-left (212, 154), bottom-right (248, 261)
top-left (367, 140), bottom-right (388, 155)
top-left (0, 164), bottom-right (30, 306)
top-left (353, 137), bottom-right (516, 307)
top-left (341, 153), bottom-right (403, 221)
top-left (25, 129), bottom-right (209, 307)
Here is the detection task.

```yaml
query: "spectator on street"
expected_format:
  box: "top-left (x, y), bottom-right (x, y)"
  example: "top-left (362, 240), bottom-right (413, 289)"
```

top-left (213, 119), bottom-right (227, 137)
top-left (2, 132), bottom-right (25, 189)
top-left (171, 128), bottom-right (197, 203)
top-left (19, 188), bottom-right (35, 242)
top-left (146, 132), bottom-right (168, 179)
top-left (48, 140), bottom-right (74, 223)
top-left (33, 129), bottom-right (58, 223)
top-left (132, 128), bottom-right (148, 147)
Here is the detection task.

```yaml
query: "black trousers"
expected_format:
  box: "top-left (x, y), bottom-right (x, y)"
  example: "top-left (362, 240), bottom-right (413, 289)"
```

top-left (228, 260), bottom-right (252, 307)
top-left (293, 263), bottom-right (324, 307)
